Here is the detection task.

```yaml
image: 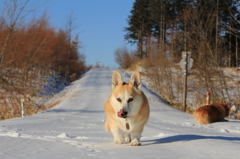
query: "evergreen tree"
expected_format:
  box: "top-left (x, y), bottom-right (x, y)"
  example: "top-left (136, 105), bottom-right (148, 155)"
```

top-left (125, 0), bottom-right (152, 58)
top-left (124, 0), bottom-right (239, 66)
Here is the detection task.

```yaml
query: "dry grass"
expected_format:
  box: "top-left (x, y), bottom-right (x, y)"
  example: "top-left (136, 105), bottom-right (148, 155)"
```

top-left (127, 58), bottom-right (149, 71)
top-left (0, 93), bottom-right (40, 120)
top-left (0, 89), bottom-right (69, 120)
top-left (172, 103), bottom-right (195, 114)
top-left (128, 60), bottom-right (240, 117)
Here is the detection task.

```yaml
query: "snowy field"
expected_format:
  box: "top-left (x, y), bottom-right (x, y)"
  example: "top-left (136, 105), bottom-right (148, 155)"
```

top-left (0, 68), bottom-right (240, 159)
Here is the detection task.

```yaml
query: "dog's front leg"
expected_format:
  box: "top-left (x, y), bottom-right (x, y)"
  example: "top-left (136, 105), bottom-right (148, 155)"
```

top-left (130, 133), bottom-right (141, 146)
top-left (124, 133), bottom-right (131, 143)
top-left (130, 126), bottom-right (143, 146)
top-left (111, 128), bottom-right (125, 144)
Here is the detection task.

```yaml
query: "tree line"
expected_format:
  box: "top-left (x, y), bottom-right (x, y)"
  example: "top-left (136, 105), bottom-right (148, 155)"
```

top-left (0, 0), bottom-right (87, 120)
top-left (116, 0), bottom-right (240, 110)
top-left (124, 0), bottom-right (239, 66)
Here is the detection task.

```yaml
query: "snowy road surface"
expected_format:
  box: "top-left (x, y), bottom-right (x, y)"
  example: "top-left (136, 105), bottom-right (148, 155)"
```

top-left (0, 68), bottom-right (240, 159)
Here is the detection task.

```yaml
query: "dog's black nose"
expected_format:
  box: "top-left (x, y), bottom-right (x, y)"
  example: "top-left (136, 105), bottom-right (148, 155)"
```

top-left (121, 111), bottom-right (128, 118)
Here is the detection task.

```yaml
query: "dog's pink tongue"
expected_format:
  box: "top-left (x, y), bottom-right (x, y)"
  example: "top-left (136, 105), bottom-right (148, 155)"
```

top-left (117, 109), bottom-right (123, 118)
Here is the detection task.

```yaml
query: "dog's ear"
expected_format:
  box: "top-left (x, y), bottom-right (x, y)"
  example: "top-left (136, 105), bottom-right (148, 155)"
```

top-left (226, 102), bottom-right (231, 108)
top-left (112, 70), bottom-right (123, 90)
top-left (129, 71), bottom-right (141, 90)
top-left (219, 101), bottom-right (224, 104)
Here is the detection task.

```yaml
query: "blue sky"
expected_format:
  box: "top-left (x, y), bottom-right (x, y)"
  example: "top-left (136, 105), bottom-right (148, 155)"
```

top-left (39, 0), bottom-right (136, 68)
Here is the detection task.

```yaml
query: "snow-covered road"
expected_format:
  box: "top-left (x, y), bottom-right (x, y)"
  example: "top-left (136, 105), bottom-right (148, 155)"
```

top-left (0, 68), bottom-right (240, 159)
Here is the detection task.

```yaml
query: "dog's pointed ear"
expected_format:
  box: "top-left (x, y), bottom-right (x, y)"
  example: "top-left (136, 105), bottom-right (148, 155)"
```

top-left (226, 102), bottom-right (231, 108)
top-left (219, 101), bottom-right (224, 104)
top-left (129, 71), bottom-right (141, 90)
top-left (112, 70), bottom-right (123, 90)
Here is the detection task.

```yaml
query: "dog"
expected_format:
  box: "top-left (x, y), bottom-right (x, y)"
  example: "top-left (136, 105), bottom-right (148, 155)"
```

top-left (193, 102), bottom-right (230, 125)
top-left (104, 70), bottom-right (149, 146)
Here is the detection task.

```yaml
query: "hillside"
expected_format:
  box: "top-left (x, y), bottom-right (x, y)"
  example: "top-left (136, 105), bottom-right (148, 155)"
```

top-left (0, 68), bottom-right (239, 159)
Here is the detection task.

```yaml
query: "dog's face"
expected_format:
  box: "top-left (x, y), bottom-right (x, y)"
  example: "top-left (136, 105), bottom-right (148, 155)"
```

top-left (111, 71), bottom-right (142, 118)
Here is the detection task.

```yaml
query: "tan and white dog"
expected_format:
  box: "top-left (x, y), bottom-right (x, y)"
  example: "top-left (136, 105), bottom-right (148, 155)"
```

top-left (104, 70), bottom-right (149, 146)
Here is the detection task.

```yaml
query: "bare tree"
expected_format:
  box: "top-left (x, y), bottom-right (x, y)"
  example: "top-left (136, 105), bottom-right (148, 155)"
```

top-left (180, 4), bottom-right (231, 105)
top-left (114, 46), bottom-right (138, 69)
top-left (0, 0), bottom-right (48, 67)
top-left (64, 11), bottom-right (79, 83)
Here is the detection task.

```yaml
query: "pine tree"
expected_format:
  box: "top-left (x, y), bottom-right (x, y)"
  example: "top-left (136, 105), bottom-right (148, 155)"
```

top-left (125, 0), bottom-right (152, 58)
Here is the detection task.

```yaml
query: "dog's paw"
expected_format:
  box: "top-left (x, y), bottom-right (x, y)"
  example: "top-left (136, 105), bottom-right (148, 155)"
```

top-left (130, 138), bottom-right (141, 146)
top-left (124, 136), bottom-right (131, 143)
top-left (114, 138), bottom-right (125, 144)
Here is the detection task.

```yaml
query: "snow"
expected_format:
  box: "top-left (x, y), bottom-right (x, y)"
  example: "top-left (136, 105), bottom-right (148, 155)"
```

top-left (0, 67), bottom-right (240, 159)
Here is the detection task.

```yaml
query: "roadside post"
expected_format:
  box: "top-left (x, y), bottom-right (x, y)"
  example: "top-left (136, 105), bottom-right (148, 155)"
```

top-left (180, 52), bottom-right (193, 112)
top-left (206, 92), bottom-right (211, 105)
top-left (21, 98), bottom-right (25, 117)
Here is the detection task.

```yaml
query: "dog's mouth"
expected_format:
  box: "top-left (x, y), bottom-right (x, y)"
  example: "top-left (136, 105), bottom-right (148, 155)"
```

top-left (117, 109), bottom-right (128, 118)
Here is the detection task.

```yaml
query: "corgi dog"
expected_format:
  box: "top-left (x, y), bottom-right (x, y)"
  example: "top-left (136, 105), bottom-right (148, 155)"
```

top-left (193, 102), bottom-right (230, 125)
top-left (104, 70), bottom-right (149, 146)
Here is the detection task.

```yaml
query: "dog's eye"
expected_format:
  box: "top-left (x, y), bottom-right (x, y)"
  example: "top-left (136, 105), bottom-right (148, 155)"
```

top-left (128, 98), bottom-right (133, 102)
top-left (116, 98), bottom-right (122, 102)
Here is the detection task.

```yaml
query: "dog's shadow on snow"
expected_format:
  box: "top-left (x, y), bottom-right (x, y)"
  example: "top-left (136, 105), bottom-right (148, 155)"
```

top-left (142, 134), bottom-right (240, 146)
